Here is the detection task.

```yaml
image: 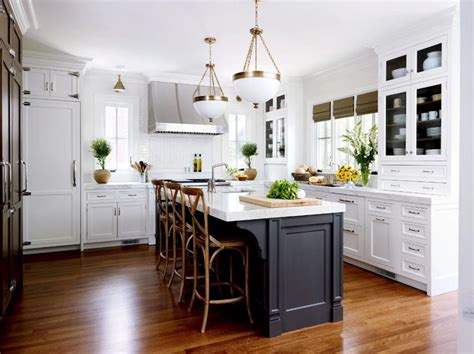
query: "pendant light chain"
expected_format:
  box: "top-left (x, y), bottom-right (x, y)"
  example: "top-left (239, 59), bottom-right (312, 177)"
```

top-left (193, 37), bottom-right (226, 98)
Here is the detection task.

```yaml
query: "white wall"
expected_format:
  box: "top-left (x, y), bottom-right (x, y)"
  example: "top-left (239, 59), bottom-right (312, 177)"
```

top-left (458, 1), bottom-right (474, 351)
top-left (302, 52), bottom-right (378, 166)
top-left (82, 70), bottom-right (261, 182)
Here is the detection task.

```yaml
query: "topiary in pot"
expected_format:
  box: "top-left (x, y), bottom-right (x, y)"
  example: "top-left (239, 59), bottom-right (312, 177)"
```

top-left (91, 138), bottom-right (112, 184)
top-left (241, 142), bottom-right (258, 180)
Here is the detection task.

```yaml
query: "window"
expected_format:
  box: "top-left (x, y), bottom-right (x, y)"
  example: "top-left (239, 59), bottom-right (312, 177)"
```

top-left (105, 105), bottom-right (130, 170)
top-left (315, 119), bottom-right (332, 170)
top-left (334, 116), bottom-right (356, 167)
top-left (228, 114), bottom-right (247, 169)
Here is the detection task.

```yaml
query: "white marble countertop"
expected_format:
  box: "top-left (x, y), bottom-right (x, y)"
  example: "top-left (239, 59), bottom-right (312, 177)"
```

top-left (183, 187), bottom-right (345, 222)
top-left (298, 182), bottom-right (455, 206)
top-left (84, 182), bottom-right (153, 190)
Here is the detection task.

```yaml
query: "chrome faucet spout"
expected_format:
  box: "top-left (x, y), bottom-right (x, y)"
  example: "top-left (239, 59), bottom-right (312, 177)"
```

top-left (208, 163), bottom-right (228, 193)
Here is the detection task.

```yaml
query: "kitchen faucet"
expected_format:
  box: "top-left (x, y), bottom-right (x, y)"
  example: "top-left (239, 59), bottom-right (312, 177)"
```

top-left (208, 163), bottom-right (228, 193)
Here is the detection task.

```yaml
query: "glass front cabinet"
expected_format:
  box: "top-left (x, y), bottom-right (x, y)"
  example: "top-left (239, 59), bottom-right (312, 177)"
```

top-left (381, 77), bottom-right (447, 161)
top-left (381, 36), bottom-right (447, 87)
top-left (265, 116), bottom-right (286, 160)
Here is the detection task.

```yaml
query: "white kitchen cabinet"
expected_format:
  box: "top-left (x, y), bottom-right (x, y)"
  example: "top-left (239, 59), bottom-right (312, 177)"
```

top-left (23, 99), bottom-right (81, 249)
top-left (86, 203), bottom-right (117, 241)
top-left (365, 214), bottom-right (396, 269)
top-left (265, 116), bottom-right (286, 161)
top-left (23, 67), bottom-right (79, 101)
top-left (117, 202), bottom-right (146, 238)
top-left (342, 224), bottom-right (365, 261)
top-left (331, 194), bottom-right (365, 227)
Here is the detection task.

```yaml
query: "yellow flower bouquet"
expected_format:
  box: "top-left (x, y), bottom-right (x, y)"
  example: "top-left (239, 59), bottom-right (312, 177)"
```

top-left (336, 165), bottom-right (360, 185)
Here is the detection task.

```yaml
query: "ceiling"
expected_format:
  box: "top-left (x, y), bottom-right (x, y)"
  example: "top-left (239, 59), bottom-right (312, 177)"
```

top-left (25, 0), bottom-right (457, 82)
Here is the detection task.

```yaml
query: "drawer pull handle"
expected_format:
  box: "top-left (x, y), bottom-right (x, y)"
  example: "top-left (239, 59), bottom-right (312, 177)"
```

top-left (128, 194), bottom-right (137, 197)
top-left (390, 169), bottom-right (400, 173)
top-left (422, 170), bottom-right (434, 174)
top-left (422, 186), bottom-right (434, 190)
top-left (114, 208), bottom-right (117, 216)
top-left (408, 227), bottom-right (420, 233)
top-left (408, 210), bottom-right (420, 215)
top-left (408, 265), bottom-right (421, 272)
top-left (408, 246), bottom-right (421, 252)
top-left (390, 184), bottom-right (400, 188)
top-left (375, 217), bottom-right (385, 222)
top-left (344, 228), bottom-right (355, 233)
top-left (339, 199), bottom-right (354, 204)
top-left (97, 195), bottom-right (107, 198)
top-left (375, 206), bottom-right (386, 210)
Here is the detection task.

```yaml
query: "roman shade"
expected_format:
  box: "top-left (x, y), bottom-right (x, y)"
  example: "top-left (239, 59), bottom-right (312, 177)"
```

top-left (356, 91), bottom-right (378, 115)
top-left (313, 102), bottom-right (331, 123)
top-left (333, 96), bottom-right (354, 119)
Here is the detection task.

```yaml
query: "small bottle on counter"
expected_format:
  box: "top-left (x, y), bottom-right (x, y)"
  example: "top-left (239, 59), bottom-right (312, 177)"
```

top-left (193, 154), bottom-right (198, 172)
top-left (198, 154), bottom-right (202, 172)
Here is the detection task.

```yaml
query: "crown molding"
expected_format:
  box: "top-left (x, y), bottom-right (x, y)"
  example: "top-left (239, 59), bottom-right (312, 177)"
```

top-left (9, 0), bottom-right (37, 33)
top-left (305, 50), bottom-right (376, 79)
top-left (23, 49), bottom-right (92, 71)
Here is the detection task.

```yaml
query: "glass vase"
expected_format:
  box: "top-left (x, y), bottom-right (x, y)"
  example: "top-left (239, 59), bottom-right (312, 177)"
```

top-left (360, 164), bottom-right (370, 186)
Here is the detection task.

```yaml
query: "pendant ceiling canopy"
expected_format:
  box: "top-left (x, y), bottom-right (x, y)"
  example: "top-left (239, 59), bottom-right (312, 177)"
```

top-left (192, 37), bottom-right (228, 122)
top-left (233, 0), bottom-right (281, 108)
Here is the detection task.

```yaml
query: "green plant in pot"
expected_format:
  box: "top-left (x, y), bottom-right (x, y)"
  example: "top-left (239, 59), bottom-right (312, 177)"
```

top-left (91, 138), bottom-right (112, 184)
top-left (241, 142), bottom-right (258, 180)
top-left (338, 121), bottom-right (378, 186)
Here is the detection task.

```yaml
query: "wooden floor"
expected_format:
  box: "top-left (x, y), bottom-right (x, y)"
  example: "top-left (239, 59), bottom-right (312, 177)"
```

top-left (0, 245), bottom-right (457, 353)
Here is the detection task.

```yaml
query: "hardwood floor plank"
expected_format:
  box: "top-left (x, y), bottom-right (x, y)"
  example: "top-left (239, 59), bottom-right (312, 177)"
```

top-left (0, 245), bottom-right (457, 353)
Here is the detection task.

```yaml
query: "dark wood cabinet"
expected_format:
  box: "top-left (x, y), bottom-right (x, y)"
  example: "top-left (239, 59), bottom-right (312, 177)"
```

top-left (0, 5), bottom-right (23, 318)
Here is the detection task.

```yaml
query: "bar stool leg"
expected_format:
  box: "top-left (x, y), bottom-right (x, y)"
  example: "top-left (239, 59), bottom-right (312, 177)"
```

top-left (162, 222), bottom-right (170, 281)
top-left (178, 231), bottom-right (186, 302)
top-left (201, 247), bottom-right (210, 333)
top-left (244, 245), bottom-right (254, 324)
top-left (229, 254), bottom-right (234, 297)
top-left (188, 239), bottom-right (197, 312)
top-left (167, 226), bottom-right (177, 288)
top-left (156, 218), bottom-right (163, 271)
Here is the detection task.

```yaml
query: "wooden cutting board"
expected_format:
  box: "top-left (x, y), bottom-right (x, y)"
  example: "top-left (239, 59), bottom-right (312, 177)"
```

top-left (239, 195), bottom-right (322, 208)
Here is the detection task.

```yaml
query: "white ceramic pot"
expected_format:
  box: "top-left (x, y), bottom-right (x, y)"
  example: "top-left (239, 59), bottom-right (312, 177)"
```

top-left (423, 51), bottom-right (442, 71)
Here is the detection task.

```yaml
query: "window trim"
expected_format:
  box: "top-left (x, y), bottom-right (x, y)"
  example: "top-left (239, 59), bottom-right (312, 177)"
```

top-left (227, 113), bottom-right (248, 170)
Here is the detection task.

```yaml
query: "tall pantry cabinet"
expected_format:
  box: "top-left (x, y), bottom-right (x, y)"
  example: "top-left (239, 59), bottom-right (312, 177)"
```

top-left (0, 0), bottom-right (25, 319)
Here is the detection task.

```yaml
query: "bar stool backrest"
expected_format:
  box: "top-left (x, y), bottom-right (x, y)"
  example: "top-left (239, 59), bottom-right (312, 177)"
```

top-left (182, 187), bottom-right (209, 248)
top-left (152, 179), bottom-right (169, 219)
top-left (165, 182), bottom-right (186, 227)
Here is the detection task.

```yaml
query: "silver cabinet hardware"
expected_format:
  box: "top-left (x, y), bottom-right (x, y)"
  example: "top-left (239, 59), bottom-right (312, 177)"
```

top-left (338, 198), bottom-right (354, 204)
top-left (114, 208), bottom-right (117, 216)
top-left (69, 94), bottom-right (79, 99)
top-left (9, 279), bottom-right (16, 293)
top-left (23, 67), bottom-right (31, 72)
top-left (9, 48), bottom-right (15, 58)
top-left (118, 207), bottom-right (121, 216)
top-left (410, 151), bottom-right (413, 154)
top-left (23, 90), bottom-right (31, 95)
top-left (72, 160), bottom-right (77, 187)
top-left (45, 82), bottom-right (49, 91)
top-left (50, 82), bottom-right (54, 91)
top-left (408, 227), bottom-right (420, 233)
top-left (408, 246), bottom-right (421, 252)
top-left (128, 194), bottom-right (137, 197)
top-left (68, 71), bottom-right (80, 77)
top-left (97, 195), bottom-right (107, 198)
top-left (20, 160), bottom-right (28, 193)
top-left (23, 241), bottom-right (32, 246)
top-left (408, 265), bottom-right (420, 271)
top-left (343, 228), bottom-right (355, 233)
top-left (9, 207), bottom-right (15, 216)
top-left (23, 101), bottom-right (30, 106)
top-left (422, 186), bottom-right (434, 190)
top-left (390, 169), bottom-right (400, 173)
top-left (408, 210), bottom-right (420, 215)
top-left (422, 170), bottom-right (434, 174)
top-left (0, 162), bottom-right (7, 205)
top-left (375, 217), bottom-right (385, 222)
top-left (390, 184), bottom-right (400, 188)
top-left (375, 205), bottom-right (386, 210)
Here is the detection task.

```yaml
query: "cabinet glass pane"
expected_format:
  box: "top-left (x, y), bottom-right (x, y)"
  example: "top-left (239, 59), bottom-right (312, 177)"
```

top-left (265, 121), bottom-right (273, 158)
top-left (275, 118), bottom-right (285, 158)
top-left (276, 94), bottom-right (286, 110)
top-left (386, 55), bottom-right (408, 81)
top-left (265, 99), bottom-right (274, 113)
top-left (417, 43), bottom-right (442, 73)
top-left (385, 92), bottom-right (407, 156)
top-left (416, 84), bottom-right (442, 156)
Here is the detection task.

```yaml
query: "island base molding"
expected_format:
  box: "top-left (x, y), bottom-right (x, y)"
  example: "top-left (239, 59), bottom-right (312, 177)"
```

top-left (236, 212), bottom-right (344, 337)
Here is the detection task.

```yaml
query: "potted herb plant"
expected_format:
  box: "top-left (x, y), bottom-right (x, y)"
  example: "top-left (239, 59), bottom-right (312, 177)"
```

top-left (338, 121), bottom-right (378, 186)
top-left (91, 138), bottom-right (112, 184)
top-left (241, 142), bottom-right (258, 180)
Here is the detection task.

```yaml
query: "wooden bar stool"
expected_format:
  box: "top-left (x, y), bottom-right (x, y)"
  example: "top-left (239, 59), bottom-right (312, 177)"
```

top-left (183, 187), bottom-right (253, 333)
top-left (152, 179), bottom-right (175, 281)
top-left (165, 182), bottom-right (196, 302)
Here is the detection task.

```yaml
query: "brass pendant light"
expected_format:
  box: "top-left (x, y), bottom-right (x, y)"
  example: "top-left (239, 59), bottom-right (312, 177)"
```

top-left (113, 74), bottom-right (126, 92)
top-left (232, 0), bottom-right (281, 108)
top-left (192, 37), bottom-right (228, 122)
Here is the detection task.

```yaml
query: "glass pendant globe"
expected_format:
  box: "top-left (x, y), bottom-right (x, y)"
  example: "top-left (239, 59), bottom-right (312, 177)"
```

top-left (193, 96), bottom-right (228, 120)
top-left (232, 71), bottom-right (280, 104)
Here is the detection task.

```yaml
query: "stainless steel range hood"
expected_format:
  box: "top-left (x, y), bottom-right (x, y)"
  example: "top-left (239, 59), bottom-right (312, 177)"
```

top-left (148, 81), bottom-right (227, 135)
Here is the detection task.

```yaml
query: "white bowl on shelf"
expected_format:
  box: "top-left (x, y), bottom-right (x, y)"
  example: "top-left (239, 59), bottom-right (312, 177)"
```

top-left (393, 114), bottom-right (406, 124)
top-left (426, 149), bottom-right (441, 155)
top-left (392, 68), bottom-right (407, 79)
top-left (393, 134), bottom-right (405, 140)
top-left (393, 148), bottom-right (405, 155)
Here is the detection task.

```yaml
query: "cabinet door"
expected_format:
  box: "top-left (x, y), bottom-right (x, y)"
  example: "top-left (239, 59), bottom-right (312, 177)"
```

top-left (23, 68), bottom-right (49, 97)
top-left (49, 70), bottom-right (78, 100)
top-left (147, 190), bottom-right (155, 236)
top-left (381, 49), bottom-right (411, 87)
top-left (118, 202), bottom-right (146, 238)
top-left (1, 49), bottom-right (11, 210)
top-left (380, 86), bottom-right (411, 161)
top-left (1, 210), bottom-right (11, 316)
top-left (274, 117), bottom-right (285, 159)
top-left (23, 100), bottom-right (80, 248)
top-left (10, 63), bottom-right (21, 205)
top-left (412, 77), bottom-right (447, 160)
top-left (365, 214), bottom-right (396, 269)
top-left (412, 36), bottom-right (447, 81)
top-left (9, 14), bottom-right (21, 67)
top-left (265, 120), bottom-right (273, 158)
top-left (342, 224), bottom-right (365, 261)
top-left (87, 203), bottom-right (117, 241)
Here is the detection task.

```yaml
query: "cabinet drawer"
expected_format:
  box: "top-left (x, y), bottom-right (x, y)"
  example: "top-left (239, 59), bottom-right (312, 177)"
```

top-left (87, 191), bottom-right (115, 201)
top-left (401, 240), bottom-right (426, 259)
top-left (333, 194), bottom-right (365, 226)
top-left (118, 191), bottom-right (147, 200)
top-left (342, 224), bottom-right (365, 261)
top-left (380, 179), bottom-right (448, 196)
top-left (401, 205), bottom-right (427, 221)
top-left (367, 200), bottom-right (393, 215)
top-left (401, 221), bottom-right (427, 242)
top-left (381, 165), bottom-right (447, 180)
top-left (401, 258), bottom-right (426, 281)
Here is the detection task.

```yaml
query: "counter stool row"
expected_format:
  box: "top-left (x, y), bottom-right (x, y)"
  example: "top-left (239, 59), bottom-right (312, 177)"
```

top-left (151, 179), bottom-right (253, 333)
